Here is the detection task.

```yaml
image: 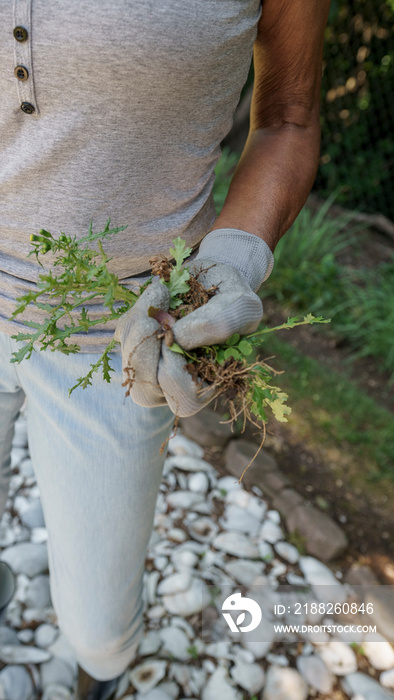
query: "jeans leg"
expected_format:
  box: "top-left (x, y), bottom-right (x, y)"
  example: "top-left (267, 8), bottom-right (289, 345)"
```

top-left (13, 338), bottom-right (174, 680)
top-left (0, 332), bottom-right (26, 521)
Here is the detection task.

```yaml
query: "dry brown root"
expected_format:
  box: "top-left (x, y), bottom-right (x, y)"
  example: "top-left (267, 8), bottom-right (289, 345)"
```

top-left (159, 414), bottom-right (180, 456)
top-left (186, 354), bottom-right (284, 484)
top-left (169, 274), bottom-right (218, 320)
top-left (149, 255), bottom-right (172, 282)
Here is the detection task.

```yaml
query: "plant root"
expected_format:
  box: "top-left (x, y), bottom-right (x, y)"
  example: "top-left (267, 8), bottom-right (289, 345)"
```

top-left (160, 414), bottom-right (180, 456)
top-left (169, 274), bottom-right (219, 320)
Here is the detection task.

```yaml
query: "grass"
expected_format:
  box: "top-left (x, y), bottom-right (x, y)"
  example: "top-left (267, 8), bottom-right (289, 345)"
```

top-left (331, 262), bottom-right (394, 374)
top-left (260, 198), bottom-right (394, 379)
top-left (259, 333), bottom-right (394, 482)
top-left (263, 335), bottom-right (394, 483)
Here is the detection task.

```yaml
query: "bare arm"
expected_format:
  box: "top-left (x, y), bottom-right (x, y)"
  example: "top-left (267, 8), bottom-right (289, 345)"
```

top-left (210, 0), bottom-right (331, 252)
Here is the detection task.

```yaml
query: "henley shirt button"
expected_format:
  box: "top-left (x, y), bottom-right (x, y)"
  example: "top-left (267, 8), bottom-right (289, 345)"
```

top-left (14, 65), bottom-right (29, 81)
top-left (13, 26), bottom-right (29, 42)
top-left (21, 102), bottom-right (35, 114)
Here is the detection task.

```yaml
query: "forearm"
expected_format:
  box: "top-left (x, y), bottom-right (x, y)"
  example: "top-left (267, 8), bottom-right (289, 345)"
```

top-left (210, 119), bottom-right (321, 253)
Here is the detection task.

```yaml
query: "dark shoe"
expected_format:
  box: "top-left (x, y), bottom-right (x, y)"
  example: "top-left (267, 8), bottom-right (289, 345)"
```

top-left (75, 664), bottom-right (122, 700)
top-left (0, 562), bottom-right (16, 625)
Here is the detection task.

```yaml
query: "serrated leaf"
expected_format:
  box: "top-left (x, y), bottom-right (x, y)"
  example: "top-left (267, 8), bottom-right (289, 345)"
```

top-left (102, 353), bottom-right (114, 383)
top-left (303, 313), bottom-right (315, 323)
top-left (19, 320), bottom-right (43, 329)
top-left (168, 267), bottom-right (190, 295)
top-left (166, 266), bottom-right (191, 307)
top-left (35, 302), bottom-right (55, 312)
top-left (10, 345), bottom-right (35, 363)
top-left (169, 237), bottom-right (193, 269)
top-left (268, 392), bottom-right (292, 422)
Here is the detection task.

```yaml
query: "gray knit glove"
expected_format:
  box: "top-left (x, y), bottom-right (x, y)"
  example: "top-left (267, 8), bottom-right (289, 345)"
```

top-left (114, 229), bottom-right (274, 416)
top-left (113, 277), bottom-right (170, 408)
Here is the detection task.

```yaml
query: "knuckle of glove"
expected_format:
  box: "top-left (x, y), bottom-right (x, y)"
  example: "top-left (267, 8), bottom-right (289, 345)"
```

top-left (158, 344), bottom-right (217, 417)
top-left (121, 317), bottom-right (165, 406)
top-left (172, 285), bottom-right (263, 350)
top-left (188, 259), bottom-right (250, 293)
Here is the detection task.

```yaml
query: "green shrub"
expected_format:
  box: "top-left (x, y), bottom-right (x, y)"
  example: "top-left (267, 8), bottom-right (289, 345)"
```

top-left (316, 0), bottom-right (394, 219)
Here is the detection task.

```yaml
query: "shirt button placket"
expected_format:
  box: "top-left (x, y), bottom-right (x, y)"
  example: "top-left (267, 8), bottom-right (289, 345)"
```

top-left (13, 0), bottom-right (39, 114)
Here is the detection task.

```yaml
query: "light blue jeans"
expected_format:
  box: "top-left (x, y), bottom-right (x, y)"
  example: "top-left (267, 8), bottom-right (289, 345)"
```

top-left (0, 330), bottom-right (175, 680)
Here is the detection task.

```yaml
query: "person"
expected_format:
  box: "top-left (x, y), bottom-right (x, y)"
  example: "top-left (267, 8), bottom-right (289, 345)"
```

top-left (0, 0), bottom-right (331, 697)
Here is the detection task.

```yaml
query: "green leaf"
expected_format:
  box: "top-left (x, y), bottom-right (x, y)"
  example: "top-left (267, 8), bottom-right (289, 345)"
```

top-left (224, 347), bottom-right (241, 360)
top-left (216, 349), bottom-right (226, 364)
top-left (167, 267), bottom-right (191, 306)
top-left (238, 339), bottom-right (253, 355)
top-left (10, 344), bottom-right (35, 363)
top-left (35, 302), bottom-right (55, 312)
top-left (168, 342), bottom-right (185, 355)
top-left (225, 333), bottom-right (240, 346)
top-left (169, 295), bottom-right (185, 309)
top-left (169, 237), bottom-right (193, 269)
top-left (19, 320), bottom-right (43, 329)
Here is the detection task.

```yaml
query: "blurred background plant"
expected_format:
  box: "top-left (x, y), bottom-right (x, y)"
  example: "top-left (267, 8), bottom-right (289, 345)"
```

top-left (226, 0), bottom-right (394, 223)
top-left (318, 0), bottom-right (394, 220)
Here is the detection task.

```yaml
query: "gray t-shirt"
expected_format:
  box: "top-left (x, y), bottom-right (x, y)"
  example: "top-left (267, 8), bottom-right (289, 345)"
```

top-left (0, 0), bottom-right (261, 351)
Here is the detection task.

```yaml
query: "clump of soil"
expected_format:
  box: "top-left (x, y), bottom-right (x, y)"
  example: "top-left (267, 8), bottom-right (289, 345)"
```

top-left (149, 254), bottom-right (218, 319)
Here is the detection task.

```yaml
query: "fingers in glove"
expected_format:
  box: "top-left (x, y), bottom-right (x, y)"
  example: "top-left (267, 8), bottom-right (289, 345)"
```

top-left (114, 278), bottom-right (170, 343)
top-left (121, 315), bottom-right (168, 407)
top-left (172, 261), bottom-right (263, 350)
top-left (157, 343), bottom-right (220, 417)
top-left (114, 278), bottom-right (170, 407)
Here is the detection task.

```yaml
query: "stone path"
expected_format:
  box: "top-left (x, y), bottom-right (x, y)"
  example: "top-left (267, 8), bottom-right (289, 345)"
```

top-left (0, 405), bottom-right (394, 700)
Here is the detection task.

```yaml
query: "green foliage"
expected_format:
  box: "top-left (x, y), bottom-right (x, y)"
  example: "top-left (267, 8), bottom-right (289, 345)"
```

top-left (9, 219), bottom-right (138, 385)
top-left (317, 0), bottom-right (394, 219)
top-left (212, 146), bottom-right (240, 214)
top-left (262, 191), bottom-right (362, 314)
top-left (331, 261), bottom-right (394, 374)
top-left (263, 333), bottom-right (394, 481)
top-left (186, 645), bottom-right (199, 659)
top-left (262, 197), bottom-right (394, 378)
top-left (68, 338), bottom-right (119, 396)
top-left (179, 314), bottom-right (329, 424)
top-left (160, 236), bottom-right (192, 308)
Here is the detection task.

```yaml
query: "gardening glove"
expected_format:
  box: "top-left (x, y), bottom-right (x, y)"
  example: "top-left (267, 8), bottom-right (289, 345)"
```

top-left (157, 228), bottom-right (275, 416)
top-left (113, 276), bottom-right (171, 407)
